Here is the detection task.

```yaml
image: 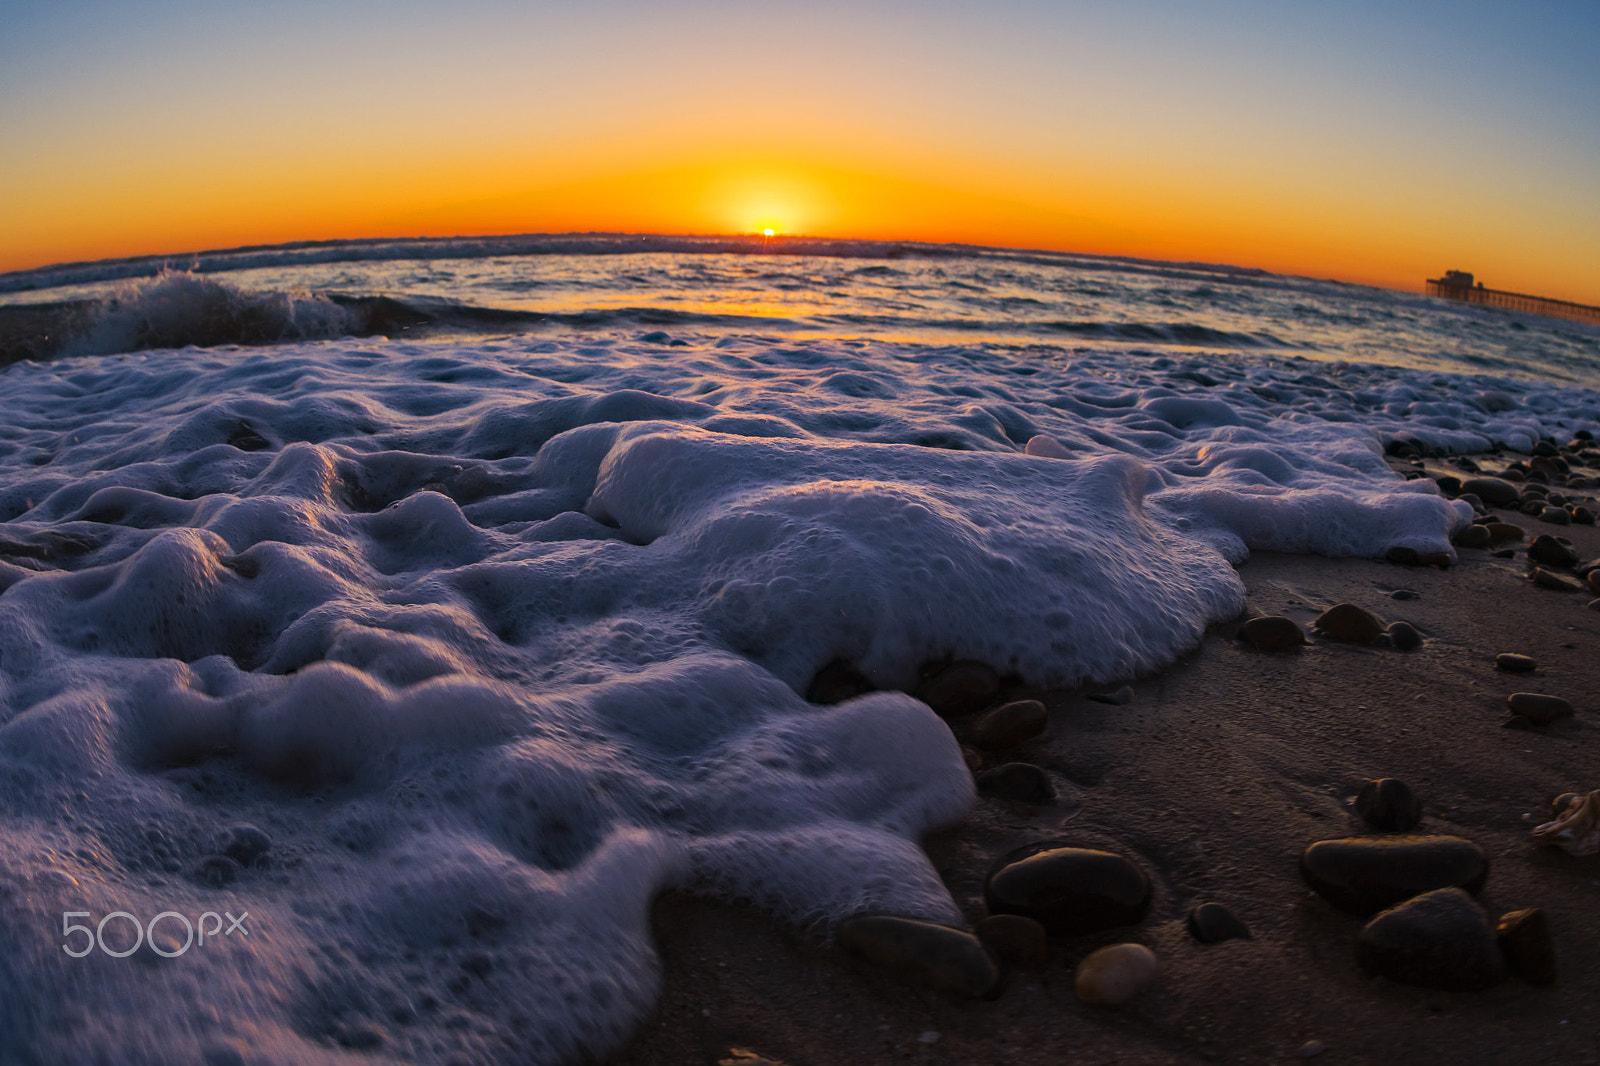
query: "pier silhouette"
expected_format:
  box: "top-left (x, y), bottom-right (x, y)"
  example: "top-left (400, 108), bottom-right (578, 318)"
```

top-left (1426, 270), bottom-right (1600, 327)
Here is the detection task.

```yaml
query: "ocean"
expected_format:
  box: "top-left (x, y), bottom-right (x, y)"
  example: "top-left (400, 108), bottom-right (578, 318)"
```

top-left (0, 235), bottom-right (1597, 1063)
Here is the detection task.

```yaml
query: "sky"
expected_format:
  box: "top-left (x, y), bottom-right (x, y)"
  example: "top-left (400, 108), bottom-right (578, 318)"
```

top-left (3, 0), bottom-right (1598, 302)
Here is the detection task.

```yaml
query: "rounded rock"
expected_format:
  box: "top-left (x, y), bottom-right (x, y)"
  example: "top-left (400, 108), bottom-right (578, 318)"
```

top-left (1186, 902), bottom-right (1251, 944)
top-left (1354, 779), bottom-right (1423, 832)
top-left (1506, 692), bottom-right (1574, 725)
top-left (916, 661), bottom-right (1000, 717)
top-left (1239, 615), bottom-right (1307, 651)
top-left (1485, 522), bottom-right (1525, 544)
top-left (1452, 525), bottom-right (1491, 550)
top-left (975, 914), bottom-right (1049, 971)
top-left (1074, 943), bottom-right (1159, 1006)
top-left (1495, 653), bottom-right (1537, 674)
top-left (969, 699), bottom-right (1048, 751)
top-left (1385, 621), bottom-right (1422, 651)
top-left (1538, 506), bottom-right (1571, 525)
top-left (1460, 477), bottom-right (1520, 508)
top-left (1496, 907), bottom-right (1556, 986)
top-left (1357, 888), bottom-right (1504, 991)
top-left (976, 762), bottom-right (1055, 804)
top-left (985, 844), bottom-right (1152, 935)
top-left (1527, 534), bottom-right (1579, 568)
top-left (1530, 567), bottom-right (1585, 592)
top-left (1300, 835), bottom-right (1487, 915)
top-left (1313, 603), bottom-right (1384, 644)
top-left (836, 915), bottom-right (999, 997)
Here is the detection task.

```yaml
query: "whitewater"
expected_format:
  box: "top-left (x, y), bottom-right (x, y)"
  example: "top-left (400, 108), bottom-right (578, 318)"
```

top-left (0, 238), bottom-right (1598, 1064)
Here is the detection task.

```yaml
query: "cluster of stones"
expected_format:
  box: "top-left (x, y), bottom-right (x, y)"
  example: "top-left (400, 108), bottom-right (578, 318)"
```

top-left (1237, 602), bottom-right (1419, 653)
top-left (1300, 778), bottom-right (1556, 991)
top-left (1407, 435), bottom-right (1600, 611)
top-left (826, 660), bottom-right (1213, 1006)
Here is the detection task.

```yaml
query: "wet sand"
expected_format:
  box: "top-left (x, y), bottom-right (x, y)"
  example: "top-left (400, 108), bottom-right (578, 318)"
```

top-left (611, 492), bottom-right (1600, 1066)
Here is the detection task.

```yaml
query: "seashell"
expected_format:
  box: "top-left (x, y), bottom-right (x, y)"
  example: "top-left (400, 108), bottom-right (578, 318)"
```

top-left (1532, 789), bottom-right (1600, 856)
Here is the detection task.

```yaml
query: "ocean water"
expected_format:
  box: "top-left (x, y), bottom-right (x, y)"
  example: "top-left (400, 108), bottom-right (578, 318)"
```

top-left (0, 237), bottom-right (1597, 1064)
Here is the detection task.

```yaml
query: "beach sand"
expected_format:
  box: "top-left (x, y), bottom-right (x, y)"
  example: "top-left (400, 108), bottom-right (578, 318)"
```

top-left (610, 484), bottom-right (1600, 1066)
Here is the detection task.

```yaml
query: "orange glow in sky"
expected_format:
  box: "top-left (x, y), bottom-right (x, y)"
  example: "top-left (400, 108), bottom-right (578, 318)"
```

top-left (2, 2), bottom-right (1597, 304)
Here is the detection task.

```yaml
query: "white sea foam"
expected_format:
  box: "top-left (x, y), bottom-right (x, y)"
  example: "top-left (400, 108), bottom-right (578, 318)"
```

top-left (0, 330), bottom-right (1597, 1063)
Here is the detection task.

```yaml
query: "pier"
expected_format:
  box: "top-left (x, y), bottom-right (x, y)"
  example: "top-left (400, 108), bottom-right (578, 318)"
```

top-left (1426, 270), bottom-right (1600, 327)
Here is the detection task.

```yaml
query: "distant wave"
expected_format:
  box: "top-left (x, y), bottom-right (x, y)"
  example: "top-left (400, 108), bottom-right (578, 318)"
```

top-left (0, 233), bottom-right (1270, 297)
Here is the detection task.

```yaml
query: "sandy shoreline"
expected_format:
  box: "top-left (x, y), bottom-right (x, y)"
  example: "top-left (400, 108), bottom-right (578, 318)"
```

top-left (610, 483), bottom-right (1600, 1066)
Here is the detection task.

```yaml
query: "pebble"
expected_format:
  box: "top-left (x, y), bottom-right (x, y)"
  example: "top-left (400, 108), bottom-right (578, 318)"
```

top-left (1484, 521), bottom-right (1525, 544)
top-left (1186, 902), bottom-right (1251, 944)
top-left (970, 699), bottom-right (1048, 750)
top-left (917, 1031), bottom-right (941, 1045)
top-left (1354, 778), bottom-right (1423, 832)
top-left (1530, 567), bottom-right (1585, 592)
top-left (1088, 684), bottom-right (1134, 705)
top-left (836, 915), bottom-right (999, 997)
top-left (1506, 692), bottom-right (1574, 725)
top-left (1074, 943), bottom-right (1159, 1006)
top-left (1496, 907), bottom-right (1557, 986)
top-left (1495, 653), bottom-right (1537, 673)
top-left (916, 661), bottom-right (999, 717)
top-left (976, 762), bottom-right (1055, 803)
top-left (1313, 603), bottom-right (1384, 644)
top-left (985, 844), bottom-right (1152, 935)
top-left (1452, 525), bottom-right (1491, 550)
top-left (1527, 534), bottom-right (1580, 568)
top-left (1460, 477), bottom-right (1520, 508)
top-left (1300, 835), bottom-right (1487, 914)
top-left (1384, 546), bottom-right (1421, 566)
top-left (1573, 506), bottom-right (1596, 525)
top-left (1389, 589), bottom-right (1421, 601)
top-left (1385, 621), bottom-right (1422, 651)
top-left (1538, 506), bottom-right (1571, 525)
top-left (1298, 1040), bottom-right (1328, 1059)
top-left (1589, 571), bottom-right (1600, 596)
top-left (1239, 615), bottom-right (1307, 650)
top-left (975, 914), bottom-right (1050, 970)
top-left (1357, 888), bottom-right (1504, 991)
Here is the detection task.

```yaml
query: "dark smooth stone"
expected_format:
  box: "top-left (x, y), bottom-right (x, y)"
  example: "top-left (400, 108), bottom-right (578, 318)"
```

top-left (985, 844), bottom-right (1152, 935)
top-left (807, 659), bottom-right (873, 705)
top-left (1502, 714), bottom-right (1535, 731)
top-left (836, 915), bottom-right (998, 997)
top-left (1187, 902), bottom-right (1251, 944)
top-left (970, 699), bottom-right (1048, 751)
top-left (1530, 567), bottom-right (1585, 592)
top-left (1538, 506), bottom-right (1571, 525)
top-left (1385, 621), bottom-right (1422, 651)
top-left (1300, 835), bottom-right (1487, 915)
top-left (1357, 888), bottom-right (1504, 991)
top-left (1313, 603), bottom-right (1384, 644)
top-left (1521, 499), bottom-right (1545, 516)
top-left (1497, 907), bottom-right (1557, 986)
top-left (1390, 589), bottom-right (1421, 601)
top-left (1485, 522), bottom-right (1525, 544)
top-left (1239, 615), bottom-right (1307, 650)
top-left (1493, 549), bottom-right (1516, 559)
top-left (1590, 570), bottom-right (1600, 596)
top-left (1573, 506), bottom-right (1596, 526)
top-left (1385, 546), bottom-right (1420, 566)
top-left (916, 660), bottom-right (999, 717)
top-left (1506, 692), bottom-right (1574, 725)
top-left (1534, 441), bottom-right (1560, 458)
top-left (975, 913), bottom-right (1050, 970)
top-left (1355, 779), bottom-right (1423, 832)
top-left (1434, 475), bottom-right (1462, 495)
top-left (1461, 477), bottom-right (1520, 507)
top-left (1088, 684), bottom-right (1134, 705)
top-left (976, 763), bottom-right (1055, 803)
top-left (1495, 653), bottom-right (1537, 673)
top-left (1527, 535), bottom-right (1579, 569)
top-left (1452, 525), bottom-right (1491, 550)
